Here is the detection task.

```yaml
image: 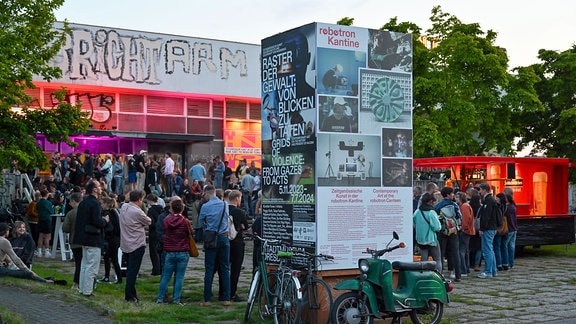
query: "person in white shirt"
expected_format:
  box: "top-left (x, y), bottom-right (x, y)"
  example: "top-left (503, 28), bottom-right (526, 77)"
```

top-left (163, 153), bottom-right (175, 197)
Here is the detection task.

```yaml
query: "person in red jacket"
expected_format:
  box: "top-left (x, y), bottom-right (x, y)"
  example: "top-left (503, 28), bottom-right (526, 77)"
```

top-left (155, 199), bottom-right (191, 306)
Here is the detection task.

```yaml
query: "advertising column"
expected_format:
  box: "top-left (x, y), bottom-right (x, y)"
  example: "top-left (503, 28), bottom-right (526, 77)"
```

top-left (315, 24), bottom-right (414, 269)
top-left (261, 24), bottom-right (317, 260)
top-left (262, 23), bottom-right (413, 268)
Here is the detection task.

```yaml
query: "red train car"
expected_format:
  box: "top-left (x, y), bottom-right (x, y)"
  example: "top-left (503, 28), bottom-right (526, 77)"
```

top-left (413, 156), bottom-right (576, 247)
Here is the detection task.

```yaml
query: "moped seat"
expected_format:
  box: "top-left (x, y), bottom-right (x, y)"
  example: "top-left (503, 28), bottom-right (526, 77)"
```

top-left (392, 261), bottom-right (437, 271)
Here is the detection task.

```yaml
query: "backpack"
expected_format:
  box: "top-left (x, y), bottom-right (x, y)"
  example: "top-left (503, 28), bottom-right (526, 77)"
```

top-left (496, 204), bottom-right (508, 236)
top-left (228, 214), bottom-right (238, 240)
top-left (439, 204), bottom-right (459, 236)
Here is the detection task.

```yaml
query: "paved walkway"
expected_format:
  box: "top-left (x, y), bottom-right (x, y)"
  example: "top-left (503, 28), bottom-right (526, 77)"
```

top-left (0, 285), bottom-right (112, 323)
top-left (1, 243), bottom-right (575, 323)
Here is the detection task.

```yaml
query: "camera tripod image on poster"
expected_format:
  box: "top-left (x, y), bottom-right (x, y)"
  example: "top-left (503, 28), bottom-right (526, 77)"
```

top-left (319, 95), bottom-right (358, 133)
top-left (382, 158), bottom-right (412, 187)
top-left (359, 68), bottom-right (412, 133)
top-left (382, 128), bottom-right (413, 158)
top-left (317, 48), bottom-right (366, 96)
top-left (368, 30), bottom-right (413, 72)
top-left (316, 133), bottom-right (381, 187)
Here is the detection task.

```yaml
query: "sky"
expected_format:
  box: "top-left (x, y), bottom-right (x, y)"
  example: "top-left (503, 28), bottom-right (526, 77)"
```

top-left (54, 0), bottom-right (576, 69)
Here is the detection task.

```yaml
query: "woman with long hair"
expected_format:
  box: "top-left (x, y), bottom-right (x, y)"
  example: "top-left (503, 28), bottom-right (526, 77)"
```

top-left (155, 198), bottom-right (191, 306)
top-left (99, 196), bottom-right (122, 284)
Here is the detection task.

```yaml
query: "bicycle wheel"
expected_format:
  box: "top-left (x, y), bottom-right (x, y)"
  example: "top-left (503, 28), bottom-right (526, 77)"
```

top-left (299, 278), bottom-right (333, 324)
top-left (274, 274), bottom-right (302, 324)
top-left (258, 272), bottom-right (278, 321)
top-left (244, 271), bottom-right (261, 321)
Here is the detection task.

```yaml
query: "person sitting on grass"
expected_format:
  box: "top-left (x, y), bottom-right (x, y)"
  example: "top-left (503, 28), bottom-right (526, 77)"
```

top-left (0, 223), bottom-right (66, 285)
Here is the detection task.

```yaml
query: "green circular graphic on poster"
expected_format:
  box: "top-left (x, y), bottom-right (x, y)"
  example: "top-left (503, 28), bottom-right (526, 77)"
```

top-left (368, 77), bottom-right (404, 122)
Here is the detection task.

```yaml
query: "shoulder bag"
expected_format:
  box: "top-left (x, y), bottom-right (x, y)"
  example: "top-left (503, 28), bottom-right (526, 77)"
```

top-left (185, 219), bottom-right (199, 257)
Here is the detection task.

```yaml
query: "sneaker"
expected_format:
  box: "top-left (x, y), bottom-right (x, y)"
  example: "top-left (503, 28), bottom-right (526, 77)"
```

top-left (461, 273), bottom-right (468, 277)
top-left (44, 249), bottom-right (52, 258)
top-left (34, 249), bottom-right (42, 257)
top-left (502, 265), bottom-right (509, 271)
top-left (174, 302), bottom-right (185, 306)
top-left (97, 277), bottom-right (110, 283)
top-left (449, 272), bottom-right (456, 279)
top-left (199, 301), bottom-right (212, 307)
top-left (477, 272), bottom-right (493, 279)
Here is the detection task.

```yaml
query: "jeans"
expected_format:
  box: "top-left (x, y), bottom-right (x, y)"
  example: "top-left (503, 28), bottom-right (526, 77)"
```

top-left (481, 230), bottom-right (497, 275)
top-left (441, 234), bottom-right (461, 279)
top-left (203, 235), bottom-right (231, 302)
top-left (79, 246), bottom-right (101, 295)
top-left (242, 190), bottom-right (252, 216)
top-left (458, 232), bottom-right (471, 274)
top-left (494, 234), bottom-right (508, 267)
top-left (156, 251), bottom-right (189, 303)
top-left (504, 231), bottom-right (517, 268)
top-left (164, 174), bottom-right (173, 197)
top-left (125, 246), bottom-right (146, 301)
top-left (214, 173), bottom-right (223, 189)
top-left (114, 176), bottom-right (124, 195)
top-left (419, 244), bottom-right (442, 273)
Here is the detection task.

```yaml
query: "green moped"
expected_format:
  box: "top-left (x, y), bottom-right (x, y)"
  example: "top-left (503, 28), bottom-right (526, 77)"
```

top-left (330, 232), bottom-right (453, 324)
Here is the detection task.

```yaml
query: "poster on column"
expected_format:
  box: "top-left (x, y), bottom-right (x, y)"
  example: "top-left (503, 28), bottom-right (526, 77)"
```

top-left (261, 23), bottom-right (317, 263)
top-left (315, 23), bottom-right (414, 270)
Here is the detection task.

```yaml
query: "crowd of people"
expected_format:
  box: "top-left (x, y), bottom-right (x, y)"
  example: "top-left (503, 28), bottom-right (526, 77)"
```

top-left (1, 150), bottom-right (264, 306)
top-left (413, 181), bottom-right (518, 281)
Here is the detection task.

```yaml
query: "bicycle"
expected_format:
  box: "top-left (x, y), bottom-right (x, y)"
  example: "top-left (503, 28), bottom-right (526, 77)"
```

top-left (244, 235), bottom-right (303, 324)
top-left (295, 251), bottom-right (334, 324)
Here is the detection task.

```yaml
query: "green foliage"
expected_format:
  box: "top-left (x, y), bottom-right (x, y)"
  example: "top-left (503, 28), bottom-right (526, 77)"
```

top-left (516, 46), bottom-right (576, 164)
top-left (0, 0), bottom-right (89, 171)
top-left (337, 17), bottom-right (354, 26)
top-left (364, 6), bottom-right (543, 157)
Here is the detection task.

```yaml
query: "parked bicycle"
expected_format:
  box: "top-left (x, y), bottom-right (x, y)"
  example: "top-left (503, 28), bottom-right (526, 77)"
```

top-left (244, 235), bottom-right (303, 324)
top-left (295, 250), bottom-right (334, 324)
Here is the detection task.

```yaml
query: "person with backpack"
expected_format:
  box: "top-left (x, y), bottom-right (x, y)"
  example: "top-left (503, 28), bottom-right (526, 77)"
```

top-left (413, 192), bottom-right (442, 273)
top-left (434, 187), bottom-right (462, 282)
top-left (477, 183), bottom-right (502, 279)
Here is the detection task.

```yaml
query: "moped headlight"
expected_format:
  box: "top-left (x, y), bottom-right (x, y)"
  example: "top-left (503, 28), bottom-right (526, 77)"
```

top-left (359, 259), bottom-right (370, 274)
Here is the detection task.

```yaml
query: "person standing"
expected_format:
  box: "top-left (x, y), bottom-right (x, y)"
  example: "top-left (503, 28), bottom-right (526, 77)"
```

top-left (456, 191), bottom-right (475, 276)
top-left (434, 187), bottom-right (462, 281)
top-left (146, 162), bottom-right (161, 195)
top-left (163, 153), bottom-right (175, 197)
top-left (113, 155), bottom-right (124, 196)
top-left (135, 150), bottom-right (147, 191)
top-left (503, 193), bottom-right (518, 270)
top-left (62, 192), bottom-right (83, 290)
top-left (155, 198), bottom-right (190, 306)
top-left (73, 180), bottom-right (109, 297)
top-left (223, 161), bottom-right (232, 190)
top-left (240, 171), bottom-right (255, 216)
top-left (101, 155), bottom-right (113, 193)
top-left (477, 183), bottom-right (501, 279)
top-left (213, 156), bottom-right (225, 189)
top-left (99, 197), bottom-right (122, 284)
top-left (189, 160), bottom-right (207, 188)
top-left (227, 190), bottom-right (249, 301)
top-left (119, 190), bottom-right (151, 303)
top-left (83, 150), bottom-right (94, 181)
top-left (413, 193), bottom-right (442, 273)
top-left (35, 189), bottom-right (54, 258)
top-left (198, 185), bottom-right (231, 306)
top-left (127, 154), bottom-right (137, 191)
top-left (146, 194), bottom-right (164, 276)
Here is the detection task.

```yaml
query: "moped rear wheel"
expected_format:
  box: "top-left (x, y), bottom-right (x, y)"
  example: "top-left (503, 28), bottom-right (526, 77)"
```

top-left (409, 299), bottom-right (444, 324)
top-left (330, 292), bottom-right (373, 324)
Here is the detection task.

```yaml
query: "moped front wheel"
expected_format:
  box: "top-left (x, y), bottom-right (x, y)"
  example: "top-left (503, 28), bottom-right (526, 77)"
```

top-left (409, 299), bottom-right (444, 324)
top-left (330, 292), bottom-right (373, 324)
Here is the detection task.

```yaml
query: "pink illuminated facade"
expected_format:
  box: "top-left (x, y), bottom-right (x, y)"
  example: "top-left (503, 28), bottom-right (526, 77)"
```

top-left (32, 22), bottom-right (262, 171)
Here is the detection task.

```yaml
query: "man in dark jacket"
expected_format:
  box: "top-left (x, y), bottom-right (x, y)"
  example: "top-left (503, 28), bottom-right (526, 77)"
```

top-left (73, 180), bottom-right (110, 297)
top-left (477, 182), bottom-right (501, 279)
top-left (146, 194), bottom-right (164, 276)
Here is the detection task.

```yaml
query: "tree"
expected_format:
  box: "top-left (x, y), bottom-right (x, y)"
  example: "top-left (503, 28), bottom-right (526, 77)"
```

top-left (0, 0), bottom-right (89, 172)
top-left (516, 46), bottom-right (576, 158)
top-left (343, 6), bottom-right (542, 157)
